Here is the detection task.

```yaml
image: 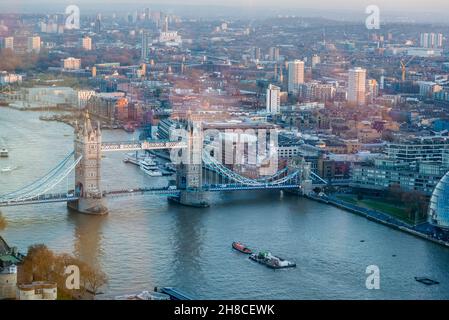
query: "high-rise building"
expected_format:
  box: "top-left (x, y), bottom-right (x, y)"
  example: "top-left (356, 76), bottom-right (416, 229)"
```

top-left (420, 33), bottom-right (444, 48)
top-left (253, 47), bottom-right (261, 61)
top-left (0, 37), bottom-right (13, 50)
top-left (269, 47), bottom-right (280, 61)
top-left (141, 31), bottom-right (149, 62)
top-left (145, 8), bottom-right (150, 20)
top-left (95, 14), bottom-right (102, 33)
top-left (163, 16), bottom-right (169, 33)
top-left (27, 36), bottom-right (40, 53)
top-left (366, 79), bottom-right (378, 104)
top-left (347, 67), bottom-right (366, 107)
top-left (127, 13), bottom-right (134, 24)
top-left (437, 33), bottom-right (444, 48)
top-left (82, 36), bottom-right (92, 51)
top-left (266, 84), bottom-right (281, 115)
top-left (287, 60), bottom-right (305, 94)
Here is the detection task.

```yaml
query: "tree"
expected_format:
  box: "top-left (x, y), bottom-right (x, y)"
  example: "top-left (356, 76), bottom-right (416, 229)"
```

top-left (81, 265), bottom-right (108, 298)
top-left (388, 184), bottom-right (403, 203)
top-left (21, 244), bottom-right (55, 283)
top-left (20, 244), bottom-right (108, 299)
top-left (401, 190), bottom-right (429, 223)
top-left (0, 211), bottom-right (6, 231)
top-left (0, 48), bottom-right (23, 71)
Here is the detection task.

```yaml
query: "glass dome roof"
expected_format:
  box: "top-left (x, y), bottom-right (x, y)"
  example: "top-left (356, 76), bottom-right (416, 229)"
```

top-left (429, 171), bottom-right (449, 230)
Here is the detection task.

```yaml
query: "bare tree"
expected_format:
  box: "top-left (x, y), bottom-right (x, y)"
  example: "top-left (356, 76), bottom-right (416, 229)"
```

top-left (81, 265), bottom-right (108, 299)
top-left (0, 212), bottom-right (6, 231)
top-left (19, 244), bottom-right (108, 300)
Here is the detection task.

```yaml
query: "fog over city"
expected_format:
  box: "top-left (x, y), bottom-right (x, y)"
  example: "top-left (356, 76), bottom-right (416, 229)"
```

top-left (1, 0), bottom-right (449, 22)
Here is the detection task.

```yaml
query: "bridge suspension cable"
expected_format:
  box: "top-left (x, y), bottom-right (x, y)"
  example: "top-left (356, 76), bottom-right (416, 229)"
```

top-left (202, 151), bottom-right (300, 187)
top-left (0, 151), bottom-right (75, 198)
top-left (0, 151), bottom-right (81, 202)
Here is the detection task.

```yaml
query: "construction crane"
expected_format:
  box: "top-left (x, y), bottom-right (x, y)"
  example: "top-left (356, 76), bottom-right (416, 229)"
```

top-left (400, 55), bottom-right (416, 81)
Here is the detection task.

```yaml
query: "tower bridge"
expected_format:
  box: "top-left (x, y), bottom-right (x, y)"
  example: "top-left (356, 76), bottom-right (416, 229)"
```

top-left (0, 113), bottom-right (324, 214)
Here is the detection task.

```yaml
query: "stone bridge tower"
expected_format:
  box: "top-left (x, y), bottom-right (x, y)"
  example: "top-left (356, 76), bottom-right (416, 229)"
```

top-left (68, 112), bottom-right (108, 215)
top-left (174, 120), bottom-right (209, 207)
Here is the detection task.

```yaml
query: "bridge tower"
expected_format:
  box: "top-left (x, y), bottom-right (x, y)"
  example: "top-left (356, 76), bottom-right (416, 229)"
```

top-left (68, 112), bottom-right (108, 215)
top-left (174, 120), bottom-right (209, 207)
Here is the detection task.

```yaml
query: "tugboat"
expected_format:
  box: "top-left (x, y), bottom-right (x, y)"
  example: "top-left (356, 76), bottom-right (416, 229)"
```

top-left (249, 251), bottom-right (296, 269)
top-left (232, 242), bottom-right (252, 254)
top-left (0, 148), bottom-right (8, 158)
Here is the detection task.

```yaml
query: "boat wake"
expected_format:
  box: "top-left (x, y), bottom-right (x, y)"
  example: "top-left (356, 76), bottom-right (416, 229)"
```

top-left (0, 165), bottom-right (20, 173)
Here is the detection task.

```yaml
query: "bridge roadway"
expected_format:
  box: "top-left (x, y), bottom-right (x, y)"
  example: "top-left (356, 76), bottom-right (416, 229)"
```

top-left (100, 139), bottom-right (186, 152)
top-left (0, 184), bottom-right (303, 207)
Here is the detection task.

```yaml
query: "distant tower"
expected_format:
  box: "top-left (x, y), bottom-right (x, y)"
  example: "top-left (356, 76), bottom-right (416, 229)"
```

top-left (82, 36), bottom-right (92, 51)
top-left (287, 60), bottom-right (305, 93)
top-left (279, 64), bottom-right (284, 83)
top-left (95, 14), bottom-right (102, 33)
top-left (322, 27), bottom-right (326, 46)
top-left (141, 31), bottom-right (149, 62)
top-left (163, 16), bottom-right (169, 33)
top-left (266, 84), bottom-right (281, 115)
top-left (347, 67), bottom-right (367, 107)
top-left (68, 112), bottom-right (108, 215)
top-left (181, 56), bottom-right (185, 74)
top-left (27, 36), bottom-right (41, 53)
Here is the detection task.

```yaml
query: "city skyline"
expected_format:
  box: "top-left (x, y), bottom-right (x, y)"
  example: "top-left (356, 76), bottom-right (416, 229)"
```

top-left (0, 0), bottom-right (449, 305)
top-left (1, 0), bottom-right (449, 22)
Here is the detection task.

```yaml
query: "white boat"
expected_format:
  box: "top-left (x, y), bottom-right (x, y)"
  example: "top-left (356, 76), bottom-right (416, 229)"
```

top-left (0, 148), bottom-right (8, 158)
top-left (1, 166), bottom-right (12, 172)
top-left (115, 291), bottom-right (170, 300)
top-left (139, 158), bottom-right (163, 177)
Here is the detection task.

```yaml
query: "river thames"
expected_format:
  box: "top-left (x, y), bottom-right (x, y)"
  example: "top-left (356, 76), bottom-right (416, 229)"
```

top-left (0, 107), bottom-right (448, 299)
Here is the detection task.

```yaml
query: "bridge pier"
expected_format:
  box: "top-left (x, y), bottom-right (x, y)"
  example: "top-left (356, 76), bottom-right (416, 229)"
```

top-left (67, 198), bottom-right (108, 215)
top-left (170, 190), bottom-right (209, 208)
top-left (180, 190), bottom-right (209, 208)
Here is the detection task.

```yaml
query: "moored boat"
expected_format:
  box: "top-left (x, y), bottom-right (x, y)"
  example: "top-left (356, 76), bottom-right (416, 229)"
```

top-left (139, 158), bottom-right (163, 177)
top-left (232, 242), bottom-right (252, 254)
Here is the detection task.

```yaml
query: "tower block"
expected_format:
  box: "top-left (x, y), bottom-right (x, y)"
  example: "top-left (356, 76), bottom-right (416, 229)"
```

top-left (68, 112), bottom-right (108, 215)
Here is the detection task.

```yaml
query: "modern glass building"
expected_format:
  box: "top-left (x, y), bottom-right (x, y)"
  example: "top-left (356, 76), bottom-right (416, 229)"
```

top-left (428, 171), bottom-right (449, 230)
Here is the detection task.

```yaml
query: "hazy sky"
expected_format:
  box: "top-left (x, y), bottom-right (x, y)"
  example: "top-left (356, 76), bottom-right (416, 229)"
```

top-left (2, 0), bottom-right (449, 19)
top-left (33, 0), bottom-right (449, 10)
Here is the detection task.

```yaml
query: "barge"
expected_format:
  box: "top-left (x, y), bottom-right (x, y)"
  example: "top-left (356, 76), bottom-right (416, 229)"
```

top-left (249, 251), bottom-right (296, 269)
